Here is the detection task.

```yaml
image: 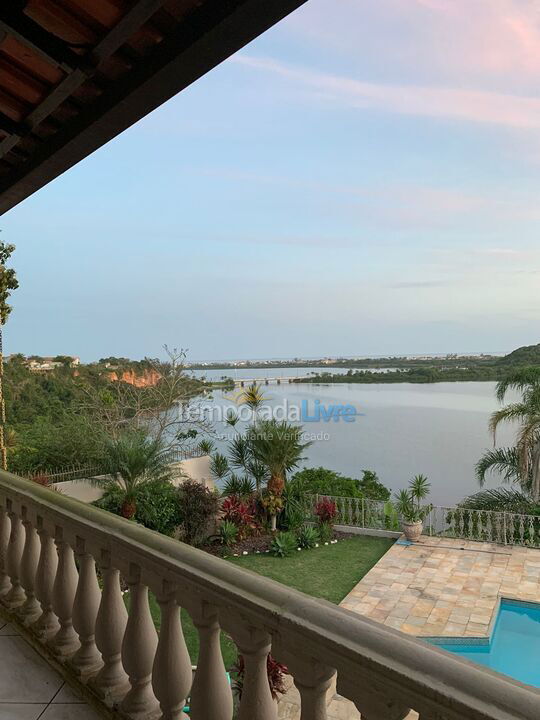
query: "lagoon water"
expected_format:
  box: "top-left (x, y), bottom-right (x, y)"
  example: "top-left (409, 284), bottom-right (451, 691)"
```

top-left (193, 369), bottom-right (516, 506)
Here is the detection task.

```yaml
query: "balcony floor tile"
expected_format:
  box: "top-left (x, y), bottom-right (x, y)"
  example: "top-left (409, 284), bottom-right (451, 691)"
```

top-left (0, 626), bottom-right (101, 720)
top-left (40, 706), bottom-right (102, 719)
top-left (0, 637), bottom-right (62, 703)
top-left (0, 705), bottom-right (47, 720)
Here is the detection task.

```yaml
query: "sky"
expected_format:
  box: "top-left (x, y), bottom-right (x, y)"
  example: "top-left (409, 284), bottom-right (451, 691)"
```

top-left (4, 0), bottom-right (540, 362)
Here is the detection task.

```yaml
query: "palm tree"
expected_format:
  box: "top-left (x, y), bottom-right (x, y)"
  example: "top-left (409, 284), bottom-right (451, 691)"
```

top-left (0, 242), bottom-right (18, 471)
top-left (100, 431), bottom-right (172, 519)
top-left (477, 368), bottom-right (540, 501)
top-left (239, 382), bottom-right (266, 415)
top-left (248, 419), bottom-right (311, 529)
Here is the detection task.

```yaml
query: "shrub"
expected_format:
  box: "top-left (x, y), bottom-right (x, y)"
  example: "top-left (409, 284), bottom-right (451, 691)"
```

top-left (292, 467), bottom-right (362, 498)
top-left (221, 495), bottom-right (259, 539)
top-left (219, 520), bottom-right (239, 547)
top-left (291, 467), bottom-right (391, 501)
top-left (314, 498), bottom-right (337, 524)
top-left (176, 479), bottom-right (220, 546)
top-left (96, 479), bottom-right (181, 535)
top-left (318, 521), bottom-right (333, 543)
top-left (358, 470), bottom-right (391, 501)
top-left (221, 474), bottom-right (255, 499)
top-left (270, 531), bottom-right (297, 557)
top-left (280, 481), bottom-right (309, 532)
top-left (296, 524), bottom-right (319, 549)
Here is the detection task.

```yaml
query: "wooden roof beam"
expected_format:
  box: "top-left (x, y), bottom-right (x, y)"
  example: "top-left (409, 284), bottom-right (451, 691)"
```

top-left (0, 8), bottom-right (82, 72)
top-left (0, 111), bottom-right (25, 137)
top-left (0, 0), bottom-right (308, 215)
top-left (0, 0), bottom-right (170, 163)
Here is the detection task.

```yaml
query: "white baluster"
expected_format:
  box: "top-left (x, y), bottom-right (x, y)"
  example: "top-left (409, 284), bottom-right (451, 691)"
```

top-left (0, 504), bottom-right (11, 596)
top-left (229, 625), bottom-right (276, 720)
top-left (121, 567), bottom-right (159, 719)
top-left (152, 581), bottom-right (192, 720)
top-left (18, 508), bottom-right (41, 623)
top-left (283, 654), bottom-right (334, 720)
top-left (93, 556), bottom-right (129, 702)
top-left (3, 502), bottom-right (25, 607)
top-left (32, 521), bottom-right (59, 639)
top-left (50, 533), bottom-right (80, 657)
top-left (71, 541), bottom-right (102, 677)
top-left (188, 602), bottom-right (233, 720)
top-left (338, 675), bottom-right (410, 720)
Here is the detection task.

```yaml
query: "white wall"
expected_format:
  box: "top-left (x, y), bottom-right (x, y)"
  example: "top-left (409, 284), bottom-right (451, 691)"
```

top-left (52, 456), bottom-right (214, 503)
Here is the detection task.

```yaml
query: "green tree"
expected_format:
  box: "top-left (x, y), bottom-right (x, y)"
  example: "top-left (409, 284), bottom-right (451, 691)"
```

top-left (99, 431), bottom-right (172, 519)
top-left (0, 242), bottom-right (18, 470)
top-left (477, 368), bottom-right (540, 501)
top-left (248, 419), bottom-right (311, 529)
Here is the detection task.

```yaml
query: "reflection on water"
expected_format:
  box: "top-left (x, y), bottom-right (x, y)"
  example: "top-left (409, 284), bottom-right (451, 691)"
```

top-left (200, 373), bottom-right (516, 506)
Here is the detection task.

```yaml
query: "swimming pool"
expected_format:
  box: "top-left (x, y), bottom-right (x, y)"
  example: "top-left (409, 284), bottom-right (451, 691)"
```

top-left (428, 599), bottom-right (540, 688)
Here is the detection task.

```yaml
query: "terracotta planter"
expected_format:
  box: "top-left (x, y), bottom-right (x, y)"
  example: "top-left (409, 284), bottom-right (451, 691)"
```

top-left (402, 520), bottom-right (423, 542)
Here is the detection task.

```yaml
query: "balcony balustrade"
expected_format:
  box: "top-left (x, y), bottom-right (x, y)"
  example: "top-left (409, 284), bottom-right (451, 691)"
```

top-left (0, 470), bottom-right (538, 720)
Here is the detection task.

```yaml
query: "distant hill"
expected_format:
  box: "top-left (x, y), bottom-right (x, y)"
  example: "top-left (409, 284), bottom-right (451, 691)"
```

top-left (499, 343), bottom-right (540, 366)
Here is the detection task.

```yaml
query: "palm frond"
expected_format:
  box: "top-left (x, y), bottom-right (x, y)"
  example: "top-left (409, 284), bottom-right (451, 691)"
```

top-left (101, 431), bottom-right (171, 495)
top-left (495, 367), bottom-right (540, 403)
top-left (475, 446), bottom-right (522, 487)
top-left (197, 438), bottom-right (215, 455)
top-left (489, 403), bottom-right (531, 440)
top-left (238, 382), bottom-right (267, 412)
top-left (210, 452), bottom-right (229, 480)
top-left (461, 487), bottom-right (538, 514)
top-left (229, 435), bottom-right (251, 470)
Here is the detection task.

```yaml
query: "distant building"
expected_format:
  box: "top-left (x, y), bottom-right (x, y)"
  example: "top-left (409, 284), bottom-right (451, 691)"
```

top-left (26, 355), bottom-right (80, 371)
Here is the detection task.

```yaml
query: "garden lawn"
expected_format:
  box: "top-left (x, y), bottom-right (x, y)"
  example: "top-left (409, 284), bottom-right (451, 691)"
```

top-left (147, 535), bottom-right (393, 668)
top-left (227, 535), bottom-right (394, 604)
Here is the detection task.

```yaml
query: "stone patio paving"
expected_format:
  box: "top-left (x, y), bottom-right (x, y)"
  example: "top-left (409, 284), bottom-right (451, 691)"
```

top-left (340, 536), bottom-right (540, 637)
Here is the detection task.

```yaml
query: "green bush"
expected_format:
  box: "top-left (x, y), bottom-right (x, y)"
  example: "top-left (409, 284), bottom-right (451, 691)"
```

top-left (176, 479), bottom-right (220, 546)
top-left (270, 531), bottom-right (297, 558)
top-left (220, 520), bottom-right (239, 546)
top-left (318, 521), bottom-right (333, 544)
top-left (221, 474), bottom-right (255, 499)
top-left (291, 467), bottom-right (390, 501)
top-left (292, 467), bottom-right (362, 498)
top-left (279, 480), bottom-right (309, 532)
top-left (358, 470), bottom-right (391, 501)
top-left (296, 524), bottom-right (319, 549)
top-left (95, 479), bottom-right (181, 535)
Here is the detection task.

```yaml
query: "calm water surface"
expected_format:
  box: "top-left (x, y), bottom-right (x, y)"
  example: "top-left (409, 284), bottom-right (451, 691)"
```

top-left (195, 369), bottom-right (515, 505)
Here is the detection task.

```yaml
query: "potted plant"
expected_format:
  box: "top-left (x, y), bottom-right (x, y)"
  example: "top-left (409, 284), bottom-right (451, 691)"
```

top-left (394, 474), bottom-right (432, 541)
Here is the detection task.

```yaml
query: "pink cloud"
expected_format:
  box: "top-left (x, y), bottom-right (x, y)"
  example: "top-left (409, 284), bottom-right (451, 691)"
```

top-left (232, 55), bottom-right (540, 129)
top-left (285, 0), bottom-right (540, 83)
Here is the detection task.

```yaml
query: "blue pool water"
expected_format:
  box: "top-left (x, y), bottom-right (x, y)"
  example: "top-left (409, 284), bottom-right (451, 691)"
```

top-left (429, 600), bottom-right (540, 688)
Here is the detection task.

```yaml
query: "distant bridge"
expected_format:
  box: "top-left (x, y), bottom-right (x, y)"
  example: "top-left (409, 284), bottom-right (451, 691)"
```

top-left (233, 377), bottom-right (299, 387)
